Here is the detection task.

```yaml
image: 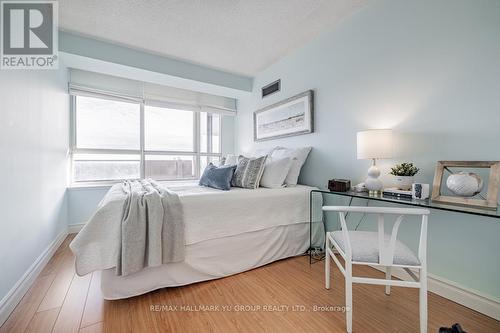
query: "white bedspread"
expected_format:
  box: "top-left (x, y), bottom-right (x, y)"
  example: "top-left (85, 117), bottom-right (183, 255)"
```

top-left (71, 182), bottom-right (322, 277)
top-left (175, 184), bottom-right (320, 245)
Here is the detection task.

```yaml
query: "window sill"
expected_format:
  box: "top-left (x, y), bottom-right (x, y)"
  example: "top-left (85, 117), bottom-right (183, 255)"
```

top-left (68, 179), bottom-right (200, 190)
top-left (67, 182), bottom-right (115, 190)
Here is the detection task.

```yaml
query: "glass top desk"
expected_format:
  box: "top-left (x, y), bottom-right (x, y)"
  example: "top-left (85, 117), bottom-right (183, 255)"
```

top-left (309, 189), bottom-right (500, 263)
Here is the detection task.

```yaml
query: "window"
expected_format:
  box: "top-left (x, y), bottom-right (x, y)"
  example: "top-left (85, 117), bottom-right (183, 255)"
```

top-left (71, 95), bottom-right (222, 184)
top-left (200, 112), bottom-right (220, 154)
top-left (144, 106), bottom-right (194, 151)
top-left (145, 155), bottom-right (195, 180)
top-left (75, 96), bottom-right (140, 150)
top-left (73, 153), bottom-right (141, 182)
top-left (199, 112), bottom-right (221, 176)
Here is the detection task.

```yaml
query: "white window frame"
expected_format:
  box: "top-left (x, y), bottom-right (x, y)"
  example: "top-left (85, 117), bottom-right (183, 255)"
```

top-left (70, 94), bottom-right (222, 185)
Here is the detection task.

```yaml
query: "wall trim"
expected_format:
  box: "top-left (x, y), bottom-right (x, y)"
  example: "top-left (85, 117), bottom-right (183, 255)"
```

top-left (0, 228), bottom-right (67, 326)
top-left (371, 265), bottom-right (500, 321)
top-left (68, 223), bottom-right (85, 234)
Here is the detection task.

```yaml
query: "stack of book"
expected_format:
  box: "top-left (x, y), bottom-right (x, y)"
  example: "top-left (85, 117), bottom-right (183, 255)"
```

top-left (382, 188), bottom-right (412, 199)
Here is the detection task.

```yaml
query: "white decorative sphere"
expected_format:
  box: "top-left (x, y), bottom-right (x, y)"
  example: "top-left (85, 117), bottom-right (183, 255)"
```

top-left (446, 172), bottom-right (483, 197)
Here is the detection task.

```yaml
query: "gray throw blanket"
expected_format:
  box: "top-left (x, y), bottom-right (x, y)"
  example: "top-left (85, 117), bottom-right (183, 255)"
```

top-left (70, 179), bottom-right (184, 277)
top-left (117, 179), bottom-right (184, 276)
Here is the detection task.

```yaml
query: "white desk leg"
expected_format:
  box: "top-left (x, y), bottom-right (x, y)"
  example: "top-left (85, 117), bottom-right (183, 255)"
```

top-left (346, 262), bottom-right (353, 333)
top-left (325, 233), bottom-right (331, 289)
top-left (419, 267), bottom-right (428, 333)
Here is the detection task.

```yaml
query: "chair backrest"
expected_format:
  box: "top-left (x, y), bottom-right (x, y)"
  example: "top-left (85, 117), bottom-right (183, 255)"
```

top-left (323, 206), bottom-right (429, 266)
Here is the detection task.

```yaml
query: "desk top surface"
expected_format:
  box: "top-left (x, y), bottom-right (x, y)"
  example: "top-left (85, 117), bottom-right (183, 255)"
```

top-left (312, 189), bottom-right (500, 219)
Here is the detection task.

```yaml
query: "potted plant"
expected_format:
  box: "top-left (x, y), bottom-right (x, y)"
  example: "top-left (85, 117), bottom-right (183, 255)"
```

top-left (390, 162), bottom-right (419, 190)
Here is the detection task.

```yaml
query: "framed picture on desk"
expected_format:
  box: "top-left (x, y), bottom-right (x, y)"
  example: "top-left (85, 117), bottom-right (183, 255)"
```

top-left (431, 161), bottom-right (500, 210)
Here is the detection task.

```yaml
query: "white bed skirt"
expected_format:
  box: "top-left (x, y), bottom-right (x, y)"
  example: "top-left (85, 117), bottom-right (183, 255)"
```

top-left (101, 221), bottom-right (323, 299)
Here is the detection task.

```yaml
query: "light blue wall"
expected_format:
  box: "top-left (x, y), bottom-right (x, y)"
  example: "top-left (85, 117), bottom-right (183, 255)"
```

top-left (236, 0), bottom-right (500, 299)
top-left (68, 186), bottom-right (109, 226)
top-left (67, 115), bottom-right (236, 225)
top-left (0, 67), bottom-right (69, 303)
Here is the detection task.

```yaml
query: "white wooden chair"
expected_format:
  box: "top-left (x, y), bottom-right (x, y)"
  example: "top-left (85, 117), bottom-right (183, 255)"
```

top-left (324, 206), bottom-right (429, 333)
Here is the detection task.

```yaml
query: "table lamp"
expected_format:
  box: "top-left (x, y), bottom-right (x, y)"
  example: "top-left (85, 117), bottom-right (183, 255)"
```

top-left (357, 129), bottom-right (393, 193)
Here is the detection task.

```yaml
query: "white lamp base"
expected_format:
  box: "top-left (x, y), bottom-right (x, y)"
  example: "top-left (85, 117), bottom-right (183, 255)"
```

top-left (365, 161), bottom-right (383, 193)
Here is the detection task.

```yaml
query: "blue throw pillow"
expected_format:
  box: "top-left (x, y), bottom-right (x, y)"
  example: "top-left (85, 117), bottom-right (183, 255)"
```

top-left (199, 163), bottom-right (237, 191)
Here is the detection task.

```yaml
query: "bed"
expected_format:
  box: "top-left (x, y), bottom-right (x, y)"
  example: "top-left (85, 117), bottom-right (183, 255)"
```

top-left (71, 182), bottom-right (324, 299)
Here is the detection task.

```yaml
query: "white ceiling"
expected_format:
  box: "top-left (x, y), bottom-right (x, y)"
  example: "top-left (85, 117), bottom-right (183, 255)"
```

top-left (59, 0), bottom-right (367, 76)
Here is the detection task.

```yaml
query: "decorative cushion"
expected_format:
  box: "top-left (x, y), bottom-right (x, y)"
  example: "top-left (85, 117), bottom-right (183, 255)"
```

top-left (260, 157), bottom-right (294, 188)
top-left (271, 147), bottom-right (312, 186)
top-left (199, 163), bottom-right (236, 191)
top-left (231, 155), bottom-right (267, 189)
top-left (332, 231), bottom-right (420, 266)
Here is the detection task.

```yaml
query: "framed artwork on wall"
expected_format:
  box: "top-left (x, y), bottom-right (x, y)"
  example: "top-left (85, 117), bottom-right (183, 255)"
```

top-left (253, 90), bottom-right (314, 142)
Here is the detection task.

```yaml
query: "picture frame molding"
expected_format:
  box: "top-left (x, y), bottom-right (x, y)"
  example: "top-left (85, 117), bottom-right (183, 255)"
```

top-left (253, 90), bottom-right (314, 142)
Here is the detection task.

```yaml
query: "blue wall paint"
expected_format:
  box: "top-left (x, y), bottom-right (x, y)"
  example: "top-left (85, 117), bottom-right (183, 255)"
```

top-left (68, 186), bottom-right (110, 226)
top-left (0, 66), bottom-right (69, 303)
top-left (59, 31), bottom-right (253, 93)
top-left (236, 0), bottom-right (500, 298)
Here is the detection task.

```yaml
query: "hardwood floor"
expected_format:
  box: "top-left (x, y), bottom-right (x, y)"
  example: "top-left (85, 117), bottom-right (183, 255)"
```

top-left (1, 234), bottom-right (499, 333)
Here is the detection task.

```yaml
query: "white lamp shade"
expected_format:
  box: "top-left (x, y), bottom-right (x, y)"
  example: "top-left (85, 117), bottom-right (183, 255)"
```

top-left (357, 129), bottom-right (393, 159)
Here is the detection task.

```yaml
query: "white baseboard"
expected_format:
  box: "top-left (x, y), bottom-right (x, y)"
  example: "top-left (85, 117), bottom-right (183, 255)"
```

top-left (68, 223), bottom-right (85, 234)
top-left (371, 265), bottom-right (500, 321)
top-left (0, 228), bottom-right (68, 326)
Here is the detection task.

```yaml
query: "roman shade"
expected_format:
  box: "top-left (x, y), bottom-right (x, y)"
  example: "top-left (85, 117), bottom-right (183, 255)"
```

top-left (68, 69), bottom-right (237, 115)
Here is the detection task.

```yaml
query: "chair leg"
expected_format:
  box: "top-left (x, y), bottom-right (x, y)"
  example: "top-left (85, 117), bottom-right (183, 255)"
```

top-left (345, 264), bottom-right (353, 333)
top-left (385, 266), bottom-right (392, 295)
top-left (419, 267), bottom-right (428, 333)
top-left (325, 233), bottom-right (331, 289)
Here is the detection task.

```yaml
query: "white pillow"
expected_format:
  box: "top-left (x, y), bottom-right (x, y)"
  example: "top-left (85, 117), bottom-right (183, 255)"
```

top-left (247, 146), bottom-right (278, 158)
top-left (223, 154), bottom-right (238, 166)
top-left (271, 147), bottom-right (312, 186)
top-left (260, 157), bottom-right (293, 188)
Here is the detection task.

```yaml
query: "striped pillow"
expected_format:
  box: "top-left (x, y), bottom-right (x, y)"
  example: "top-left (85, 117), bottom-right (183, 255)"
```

top-left (231, 155), bottom-right (267, 189)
